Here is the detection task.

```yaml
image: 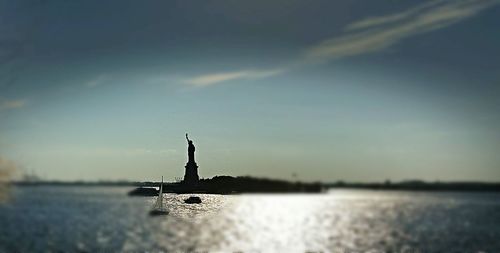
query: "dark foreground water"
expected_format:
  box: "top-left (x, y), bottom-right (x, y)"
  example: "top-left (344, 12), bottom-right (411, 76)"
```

top-left (0, 186), bottom-right (499, 252)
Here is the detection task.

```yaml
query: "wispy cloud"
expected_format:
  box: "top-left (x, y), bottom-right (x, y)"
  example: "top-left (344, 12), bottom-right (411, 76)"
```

top-left (85, 74), bottom-right (109, 88)
top-left (184, 69), bottom-right (283, 87)
top-left (184, 0), bottom-right (499, 88)
top-left (305, 0), bottom-right (500, 61)
top-left (344, 0), bottom-right (448, 31)
top-left (0, 98), bottom-right (26, 111)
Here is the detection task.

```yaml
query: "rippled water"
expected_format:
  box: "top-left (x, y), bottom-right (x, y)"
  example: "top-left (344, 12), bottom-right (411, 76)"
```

top-left (1, 186), bottom-right (499, 252)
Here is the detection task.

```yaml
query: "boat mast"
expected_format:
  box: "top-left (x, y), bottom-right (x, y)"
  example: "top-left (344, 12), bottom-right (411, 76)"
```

top-left (159, 176), bottom-right (163, 209)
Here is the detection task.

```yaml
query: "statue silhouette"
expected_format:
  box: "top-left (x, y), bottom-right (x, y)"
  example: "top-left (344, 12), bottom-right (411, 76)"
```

top-left (186, 133), bottom-right (195, 163)
top-left (183, 133), bottom-right (199, 186)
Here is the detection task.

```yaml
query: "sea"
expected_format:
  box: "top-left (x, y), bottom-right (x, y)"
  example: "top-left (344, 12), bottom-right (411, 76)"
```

top-left (0, 186), bottom-right (499, 253)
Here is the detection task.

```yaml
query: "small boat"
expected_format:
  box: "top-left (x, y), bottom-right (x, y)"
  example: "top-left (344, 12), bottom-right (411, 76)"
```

top-left (184, 196), bottom-right (202, 204)
top-left (149, 176), bottom-right (169, 215)
top-left (128, 187), bottom-right (158, 196)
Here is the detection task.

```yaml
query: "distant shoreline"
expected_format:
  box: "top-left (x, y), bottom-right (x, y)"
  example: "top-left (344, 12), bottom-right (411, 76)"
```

top-left (325, 181), bottom-right (500, 192)
top-left (11, 181), bottom-right (141, 187)
top-left (9, 178), bottom-right (500, 192)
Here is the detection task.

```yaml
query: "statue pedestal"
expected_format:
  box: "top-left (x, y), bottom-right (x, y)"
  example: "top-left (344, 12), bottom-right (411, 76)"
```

top-left (183, 161), bottom-right (199, 186)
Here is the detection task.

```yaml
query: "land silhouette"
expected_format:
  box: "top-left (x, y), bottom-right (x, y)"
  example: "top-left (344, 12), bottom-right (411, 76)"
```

top-left (9, 135), bottom-right (500, 194)
top-left (13, 179), bottom-right (500, 193)
top-left (127, 134), bottom-right (500, 195)
top-left (130, 134), bottom-right (324, 194)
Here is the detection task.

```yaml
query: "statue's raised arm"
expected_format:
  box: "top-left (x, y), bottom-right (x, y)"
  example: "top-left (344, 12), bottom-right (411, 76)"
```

top-left (186, 133), bottom-right (190, 142)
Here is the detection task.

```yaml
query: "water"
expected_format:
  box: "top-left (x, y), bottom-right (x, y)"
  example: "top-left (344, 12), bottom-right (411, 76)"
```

top-left (1, 186), bottom-right (499, 252)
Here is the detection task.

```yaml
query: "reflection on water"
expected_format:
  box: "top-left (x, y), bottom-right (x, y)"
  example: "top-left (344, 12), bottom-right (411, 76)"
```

top-left (1, 187), bottom-right (500, 252)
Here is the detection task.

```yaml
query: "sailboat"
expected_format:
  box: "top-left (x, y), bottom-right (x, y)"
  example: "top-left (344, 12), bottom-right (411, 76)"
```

top-left (149, 176), bottom-right (169, 215)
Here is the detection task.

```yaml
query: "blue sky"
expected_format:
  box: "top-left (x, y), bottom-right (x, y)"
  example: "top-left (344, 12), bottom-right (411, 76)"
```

top-left (0, 0), bottom-right (499, 182)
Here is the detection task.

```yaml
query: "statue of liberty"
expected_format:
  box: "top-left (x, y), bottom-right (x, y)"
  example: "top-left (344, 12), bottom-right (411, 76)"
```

top-left (185, 133), bottom-right (195, 163)
top-left (183, 133), bottom-right (199, 185)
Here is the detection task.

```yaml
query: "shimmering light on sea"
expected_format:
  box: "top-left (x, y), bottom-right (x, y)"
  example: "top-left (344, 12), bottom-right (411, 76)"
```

top-left (1, 187), bottom-right (499, 252)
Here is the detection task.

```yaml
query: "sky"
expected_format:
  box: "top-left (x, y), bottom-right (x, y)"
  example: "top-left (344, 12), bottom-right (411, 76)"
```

top-left (0, 0), bottom-right (499, 182)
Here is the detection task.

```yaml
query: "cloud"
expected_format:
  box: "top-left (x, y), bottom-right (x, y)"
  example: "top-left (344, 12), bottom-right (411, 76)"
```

top-left (183, 0), bottom-right (499, 88)
top-left (184, 69), bottom-right (284, 87)
top-left (0, 98), bottom-right (26, 111)
top-left (85, 74), bottom-right (109, 88)
top-left (305, 0), bottom-right (500, 62)
top-left (344, 0), bottom-right (448, 31)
